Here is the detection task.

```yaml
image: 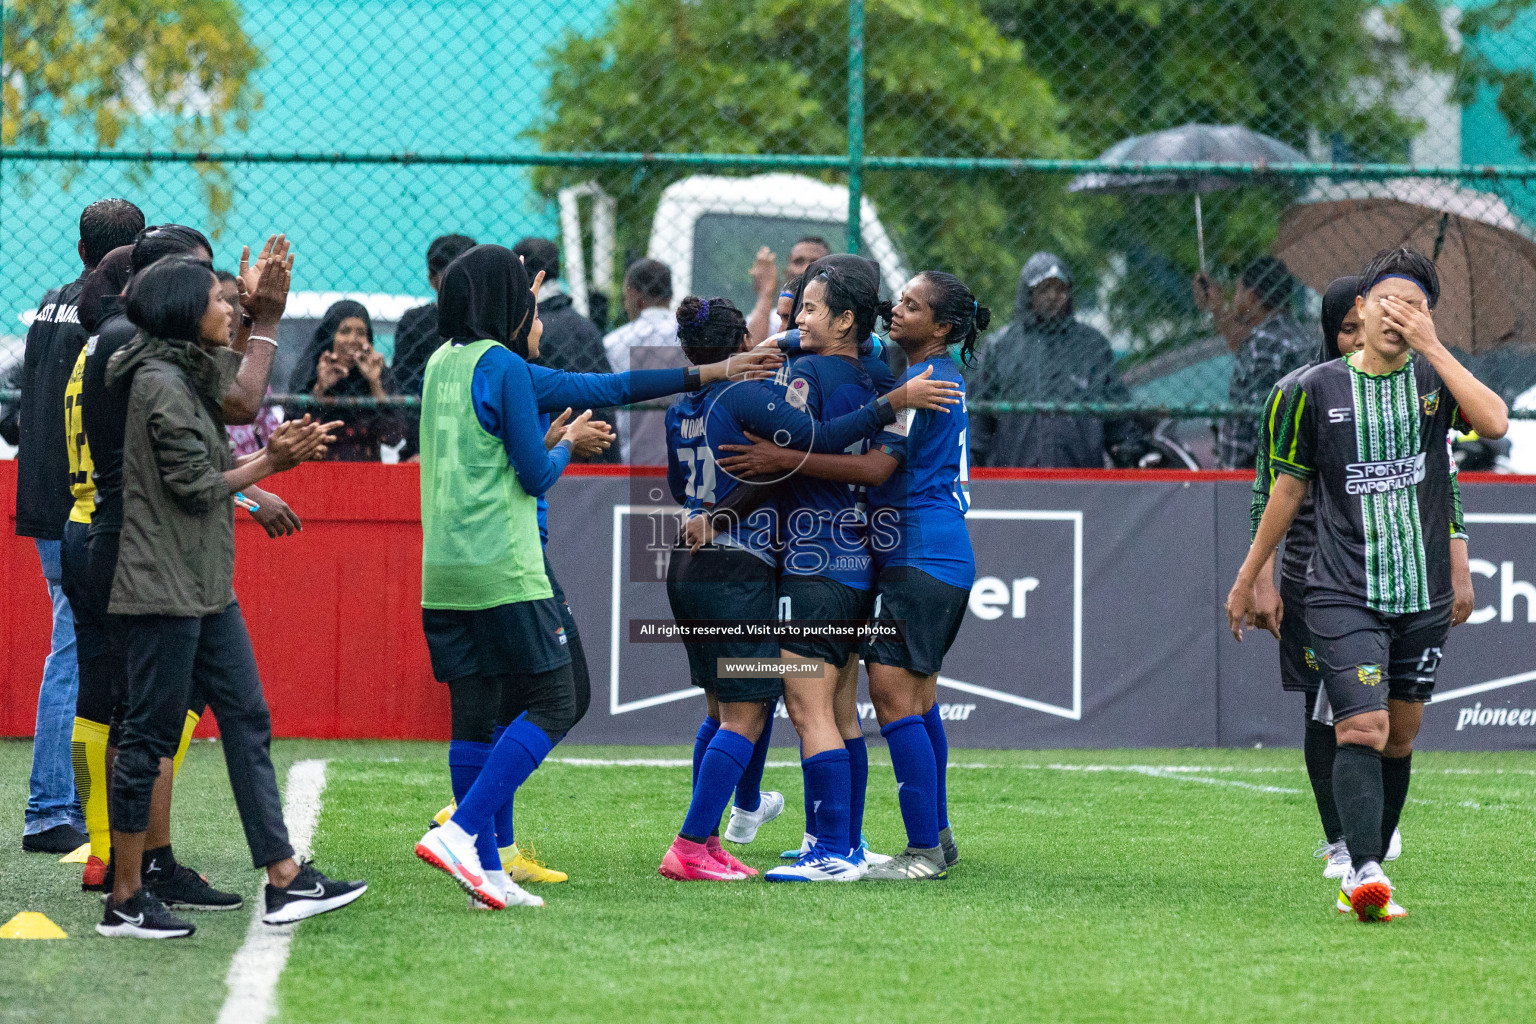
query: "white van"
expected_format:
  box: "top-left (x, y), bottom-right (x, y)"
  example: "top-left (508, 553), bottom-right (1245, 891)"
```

top-left (560, 173), bottom-right (910, 317)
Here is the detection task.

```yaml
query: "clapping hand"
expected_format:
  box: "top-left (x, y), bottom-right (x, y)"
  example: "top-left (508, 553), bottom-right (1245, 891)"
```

top-left (356, 346), bottom-right (386, 387)
top-left (239, 235), bottom-right (294, 324)
top-left (315, 350), bottom-right (349, 393)
top-left (264, 415), bottom-right (340, 471)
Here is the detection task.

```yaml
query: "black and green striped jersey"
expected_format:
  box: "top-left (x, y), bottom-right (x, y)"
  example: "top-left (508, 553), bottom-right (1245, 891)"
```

top-left (1270, 355), bottom-right (1468, 614)
top-left (1254, 360), bottom-right (1467, 589)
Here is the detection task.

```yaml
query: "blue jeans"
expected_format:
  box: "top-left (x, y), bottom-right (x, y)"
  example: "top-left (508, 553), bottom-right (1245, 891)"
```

top-left (26, 539), bottom-right (84, 834)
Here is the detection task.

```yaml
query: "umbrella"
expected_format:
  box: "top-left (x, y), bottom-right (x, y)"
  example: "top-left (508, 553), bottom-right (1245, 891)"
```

top-left (1068, 124), bottom-right (1309, 272)
top-left (1274, 179), bottom-right (1536, 353)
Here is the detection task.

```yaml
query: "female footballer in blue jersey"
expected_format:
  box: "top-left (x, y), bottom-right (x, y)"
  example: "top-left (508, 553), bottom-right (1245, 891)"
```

top-left (764, 257), bottom-right (900, 867)
top-left (720, 270), bottom-right (989, 880)
top-left (658, 296), bottom-right (960, 882)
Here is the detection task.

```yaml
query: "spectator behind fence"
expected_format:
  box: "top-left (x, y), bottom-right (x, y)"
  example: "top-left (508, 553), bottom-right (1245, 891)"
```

top-left (1194, 256), bottom-right (1312, 469)
top-left (514, 236), bottom-right (616, 461)
top-left (217, 269), bottom-right (283, 459)
top-left (968, 252), bottom-right (1149, 469)
top-left (603, 258), bottom-right (687, 464)
top-left (393, 233), bottom-right (477, 459)
top-left (290, 300), bottom-right (404, 461)
top-left (746, 235), bottom-right (831, 343)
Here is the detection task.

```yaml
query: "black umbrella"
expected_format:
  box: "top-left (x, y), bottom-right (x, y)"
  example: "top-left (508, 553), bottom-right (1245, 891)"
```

top-left (1068, 124), bottom-right (1309, 272)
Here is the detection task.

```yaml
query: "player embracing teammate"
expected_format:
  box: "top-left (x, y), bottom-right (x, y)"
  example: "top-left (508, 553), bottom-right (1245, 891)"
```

top-left (1229, 248), bottom-right (1507, 922)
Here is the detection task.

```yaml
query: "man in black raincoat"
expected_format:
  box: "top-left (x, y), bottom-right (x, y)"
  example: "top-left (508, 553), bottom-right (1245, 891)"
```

top-left (967, 253), bottom-right (1147, 468)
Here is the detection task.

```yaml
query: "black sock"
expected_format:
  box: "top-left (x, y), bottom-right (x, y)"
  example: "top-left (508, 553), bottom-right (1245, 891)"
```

top-left (1380, 753), bottom-right (1412, 852)
top-left (1303, 713), bottom-right (1343, 843)
top-left (1332, 744), bottom-right (1385, 870)
top-left (142, 844), bottom-right (175, 879)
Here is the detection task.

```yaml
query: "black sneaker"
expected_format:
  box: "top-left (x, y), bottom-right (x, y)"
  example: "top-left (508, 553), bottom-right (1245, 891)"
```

top-left (96, 889), bottom-right (195, 939)
top-left (938, 826), bottom-right (960, 868)
top-left (23, 822), bottom-right (88, 854)
top-left (262, 862), bottom-right (366, 925)
top-left (147, 863), bottom-right (243, 912)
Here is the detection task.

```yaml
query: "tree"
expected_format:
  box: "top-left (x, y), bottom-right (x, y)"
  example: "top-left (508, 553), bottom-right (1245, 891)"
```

top-left (982, 0), bottom-right (1536, 345)
top-left (529, 0), bottom-right (1071, 313)
top-left (2, 0), bottom-right (262, 232)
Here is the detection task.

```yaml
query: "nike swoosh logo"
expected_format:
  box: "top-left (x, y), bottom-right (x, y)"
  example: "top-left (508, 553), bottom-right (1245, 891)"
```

top-left (116, 912), bottom-right (145, 926)
top-left (288, 884), bottom-right (326, 898)
top-left (443, 844), bottom-right (484, 887)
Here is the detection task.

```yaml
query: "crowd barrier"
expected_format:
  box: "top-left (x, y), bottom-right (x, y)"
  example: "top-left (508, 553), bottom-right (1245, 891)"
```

top-left (3, 461), bottom-right (1533, 750)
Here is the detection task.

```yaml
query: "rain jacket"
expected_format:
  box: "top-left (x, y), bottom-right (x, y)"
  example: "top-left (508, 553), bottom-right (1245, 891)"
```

top-left (106, 332), bottom-right (241, 617)
top-left (967, 268), bottom-right (1146, 469)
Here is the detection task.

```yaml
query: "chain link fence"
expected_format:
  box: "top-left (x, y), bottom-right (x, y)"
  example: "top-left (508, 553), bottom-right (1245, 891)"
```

top-left (4, 0), bottom-right (1536, 469)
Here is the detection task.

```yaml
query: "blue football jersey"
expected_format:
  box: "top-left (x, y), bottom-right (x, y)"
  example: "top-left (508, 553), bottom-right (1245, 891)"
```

top-left (666, 375), bottom-right (890, 566)
top-left (867, 355), bottom-right (976, 590)
top-left (778, 354), bottom-right (879, 589)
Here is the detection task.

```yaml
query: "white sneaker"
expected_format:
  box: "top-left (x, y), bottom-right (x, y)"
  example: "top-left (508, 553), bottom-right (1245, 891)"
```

top-left (780, 831), bottom-right (816, 860)
top-left (1385, 827), bottom-right (1402, 862)
top-left (857, 833), bottom-right (892, 866)
top-left (1342, 862), bottom-right (1394, 923)
top-left (415, 821), bottom-right (504, 909)
top-left (724, 791), bottom-right (785, 844)
top-left (469, 870), bottom-right (509, 909)
top-left (1315, 839), bottom-right (1351, 880)
top-left (764, 850), bottom-right (865, 882)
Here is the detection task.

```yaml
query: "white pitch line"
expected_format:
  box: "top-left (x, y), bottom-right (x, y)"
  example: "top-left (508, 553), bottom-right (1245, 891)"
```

top-left (216, 759), bottom-right (329, 1024)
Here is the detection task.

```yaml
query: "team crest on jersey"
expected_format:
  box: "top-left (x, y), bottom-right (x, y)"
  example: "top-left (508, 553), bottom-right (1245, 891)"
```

top-left (555, 626), bottom-right (568, 646)
top-left (785, 377), bottom-right (809, 410)
top-left (1303, 647), bottom-right (1319, 671)
top-left (1357, 664), bottom-right (1382, 686)
top-left (1421, 390), bottom-right (1440, 416)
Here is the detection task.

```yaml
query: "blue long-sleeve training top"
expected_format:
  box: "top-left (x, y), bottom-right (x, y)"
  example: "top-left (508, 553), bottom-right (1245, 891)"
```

top-left (469, 346), bottom-right (570, 498)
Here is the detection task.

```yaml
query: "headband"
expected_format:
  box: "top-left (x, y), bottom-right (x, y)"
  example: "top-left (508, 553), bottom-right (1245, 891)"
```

top-left (1362, 273), bottom-right (1432, 307)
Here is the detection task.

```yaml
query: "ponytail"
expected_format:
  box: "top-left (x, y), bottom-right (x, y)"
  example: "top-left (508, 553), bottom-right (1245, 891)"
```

top-left (919, 271), bottom-right (990, 366)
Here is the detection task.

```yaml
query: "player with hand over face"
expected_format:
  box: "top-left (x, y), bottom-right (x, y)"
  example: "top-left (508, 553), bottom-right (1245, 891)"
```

top-left (1228, 248), bottom-right (1507, 922)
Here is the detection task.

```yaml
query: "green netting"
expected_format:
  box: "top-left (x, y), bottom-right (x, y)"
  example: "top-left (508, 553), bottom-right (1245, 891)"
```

top-left (4, 0), bottom-right (1536, 468)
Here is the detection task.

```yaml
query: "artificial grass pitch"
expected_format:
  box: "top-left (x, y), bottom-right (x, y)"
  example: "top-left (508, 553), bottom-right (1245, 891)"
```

top-left (4, 740), bottom-right (1536, 1023)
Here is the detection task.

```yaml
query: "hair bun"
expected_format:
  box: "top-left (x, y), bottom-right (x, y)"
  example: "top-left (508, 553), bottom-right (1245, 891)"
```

top-left (974, 306), bottom-right (992, 332)
top-left (675, 296), bottom-right (704, 339)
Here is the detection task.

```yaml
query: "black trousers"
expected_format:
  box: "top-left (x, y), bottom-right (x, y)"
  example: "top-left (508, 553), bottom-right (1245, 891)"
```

top-left (112, 603), bottom-right (293, 868)
top-left (62, 524), bottom-right (127, 726)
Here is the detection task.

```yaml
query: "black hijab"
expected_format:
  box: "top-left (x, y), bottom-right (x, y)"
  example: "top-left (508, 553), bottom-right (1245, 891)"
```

top-left (80, 245), bottom-right (135, 333)
top-left (290, 299), bottom-right (374, 393)
top-left (437, 244), bottom-right (534, 359)
top-left (1319, 276), bottom-right (1359, 364)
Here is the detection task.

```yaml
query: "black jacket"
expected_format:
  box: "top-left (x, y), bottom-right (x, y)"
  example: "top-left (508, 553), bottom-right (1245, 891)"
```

top-left (13, 276), bottom-right (88, 539)
top-left (391, 302), bottom-right (439, 459)
top-left (968, 307), bottom-right (1146, 469)
top-left (81, 298), bottom-right (138, 536)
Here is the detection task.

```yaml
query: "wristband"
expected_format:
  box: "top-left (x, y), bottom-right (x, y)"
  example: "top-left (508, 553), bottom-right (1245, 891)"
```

top-left (684, 366), bottom-right (703, 391)
top-left (874, 395), bottom-right (897, 425)
top-left (247, 334), bottom-right (278, 349)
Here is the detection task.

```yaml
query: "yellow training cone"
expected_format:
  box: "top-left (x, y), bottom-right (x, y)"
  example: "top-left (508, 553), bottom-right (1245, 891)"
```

top-left (59, 843), bottom-right (91, 864)
top-left (1, 912), bottom-right (68, 939)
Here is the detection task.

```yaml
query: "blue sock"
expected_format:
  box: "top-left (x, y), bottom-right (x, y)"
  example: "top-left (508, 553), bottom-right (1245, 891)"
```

top-left (735, 709), bottom-right (774, 812)
top-left (490, 725), bottom-right (513, 853)
top-left (802, 749), bottom-right (852, 856)
top-left (922, 704), bottom-right (951, 831)
top-left (693, 716), bottom-right (721, 789)
top-left (882, 715), bottom-right (939, 850)
top-left (452, 716), bottom-right (553, 866)
top-left (801, 743), bottom-right (815, 837)
top-left (680, 729), bottom-right (755, 841)
top-left (846, 735), bottom-right (868, 848)
top-left (447, 740), bottom-right (496, 867)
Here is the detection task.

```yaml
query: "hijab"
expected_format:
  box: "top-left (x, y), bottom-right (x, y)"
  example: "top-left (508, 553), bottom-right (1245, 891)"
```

top-left (80, 245), bottom-right (135, 333)
top-left (437, 244), bottom-right (534, 358)
top-left (1319, 276), bottom-right (1359, 364)
top-left (290, 299), bottom-right (374, 393)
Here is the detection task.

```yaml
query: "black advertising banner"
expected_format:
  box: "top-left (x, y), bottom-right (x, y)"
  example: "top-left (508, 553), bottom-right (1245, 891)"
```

top-left (545, 475), bottom-right (1535, 751)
